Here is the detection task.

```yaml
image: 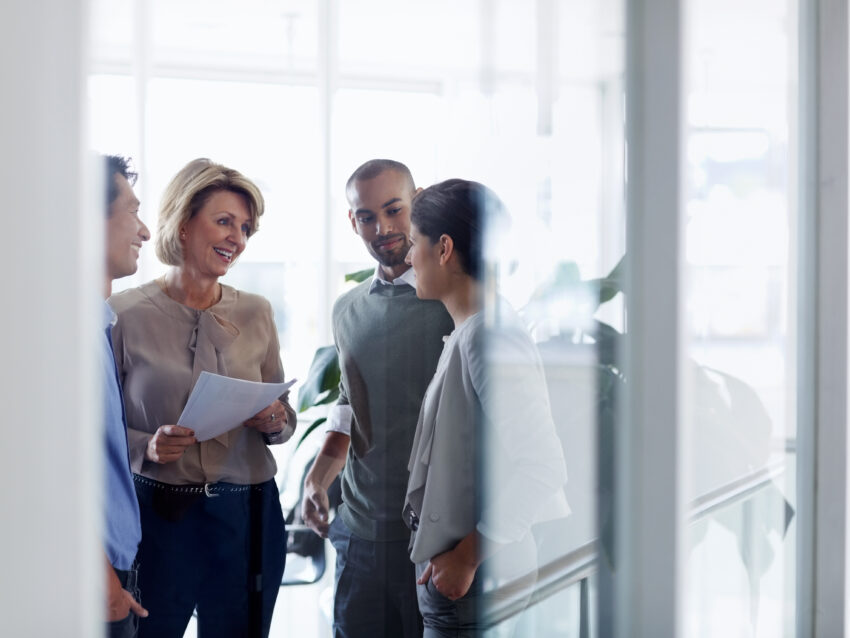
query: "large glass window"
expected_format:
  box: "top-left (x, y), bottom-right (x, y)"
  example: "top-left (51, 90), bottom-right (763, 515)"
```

top-left (683, 1), bottom-right (798, 635)
top-left (85, 1), bottom-right (817, 637)
top-left (88, 0), bottom-right (628, 632)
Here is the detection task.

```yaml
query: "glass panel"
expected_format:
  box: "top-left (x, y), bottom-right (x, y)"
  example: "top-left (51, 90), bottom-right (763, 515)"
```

top-left (328, 88), bottom-right (445, 295)
top-left (90, 0), bottom-right (134, 64)
top-left (88, 74), bottom-right (140, 161)
top-left (683, 0), bottom-right (797, 635)
top-left (472, 1), bottom-right (625, 635)
top-left (144, 78), bottom-right (323, 381)
top-left (88, 1), bottom-right (627, 636)
top-left (337, 0), bottom-right (480, 75)
top-left (152, 0), bottom-right (318, 73)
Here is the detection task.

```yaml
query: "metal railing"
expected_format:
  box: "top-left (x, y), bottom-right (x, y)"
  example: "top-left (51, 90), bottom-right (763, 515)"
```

top-left (481, 459), bottom-right (788, 634)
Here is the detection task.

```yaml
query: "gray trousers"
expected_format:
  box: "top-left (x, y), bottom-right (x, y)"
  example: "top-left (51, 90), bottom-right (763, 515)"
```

top-left (413, 533), bottom-right (538, 638)
top-left (415, 560), bottom-right (484, 638)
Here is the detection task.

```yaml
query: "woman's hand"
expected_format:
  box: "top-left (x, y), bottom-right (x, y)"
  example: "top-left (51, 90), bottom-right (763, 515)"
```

top-left (418, 537), bottom-right (480, 600)
top-left (145, 425), bottom-right (196, 464)
top-left (243, 399), bottom-right (289, 434)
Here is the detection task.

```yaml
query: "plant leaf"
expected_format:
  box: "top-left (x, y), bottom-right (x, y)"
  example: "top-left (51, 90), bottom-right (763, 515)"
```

top-left (585, 255), bottom-right (627, 308)
top-left (311, 387), bottom-right (340, 407)
top-left (345, 268), bottom-right (374, 283)
top-left (297, 346), bottom-right (341, 412)
top-left (528, 261), bottom-right (582, 303)
top-left (295, 417), bottom-right (327, 451)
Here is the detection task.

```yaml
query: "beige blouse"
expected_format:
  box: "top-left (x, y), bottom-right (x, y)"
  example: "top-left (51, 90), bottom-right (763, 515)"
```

top-left (108, 280), bottom-right (295, 485)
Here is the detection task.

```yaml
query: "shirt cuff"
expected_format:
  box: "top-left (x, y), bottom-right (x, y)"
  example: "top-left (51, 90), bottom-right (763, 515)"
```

top-left (476, 520), bottom-right (517, 546)
top-left (327, 404), bottom-right (353, 436)
top-left (263, 421), bottom-right (295, 445)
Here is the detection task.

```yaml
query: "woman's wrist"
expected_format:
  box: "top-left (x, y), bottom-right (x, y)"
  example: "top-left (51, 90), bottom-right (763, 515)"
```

top-left (453, 531), bottom-right (482, 568)
top-left (263, 420), bottom-right (294, 445)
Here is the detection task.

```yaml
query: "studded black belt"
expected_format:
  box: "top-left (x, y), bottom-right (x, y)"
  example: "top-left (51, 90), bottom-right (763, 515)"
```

top-left (133, 473), bottom-right (266, 498)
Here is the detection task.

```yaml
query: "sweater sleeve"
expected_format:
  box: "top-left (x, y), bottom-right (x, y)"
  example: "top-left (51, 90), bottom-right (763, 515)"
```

top-left (469, 321), bottom-right (568, 544)
top-left (330, 300), bottom-right (352, 427)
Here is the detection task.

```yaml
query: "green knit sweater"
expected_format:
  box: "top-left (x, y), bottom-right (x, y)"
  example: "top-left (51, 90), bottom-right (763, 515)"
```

top-left (332, 279), bottom-right (453, 541)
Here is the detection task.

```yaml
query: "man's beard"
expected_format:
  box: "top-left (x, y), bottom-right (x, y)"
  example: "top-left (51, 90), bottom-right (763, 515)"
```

top-left (369, 234), bottom-right (411, 268)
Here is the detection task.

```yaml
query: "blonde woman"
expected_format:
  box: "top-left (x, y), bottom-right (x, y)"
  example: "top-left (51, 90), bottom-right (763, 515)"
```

top-left (109, 158), bottom-right (296, 638)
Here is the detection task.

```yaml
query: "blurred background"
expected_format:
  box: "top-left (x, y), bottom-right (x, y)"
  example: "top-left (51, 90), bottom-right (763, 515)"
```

top-left (85, 0), bottom-right (806, 635)
top-left (0, 0), bottom-right (818, 636)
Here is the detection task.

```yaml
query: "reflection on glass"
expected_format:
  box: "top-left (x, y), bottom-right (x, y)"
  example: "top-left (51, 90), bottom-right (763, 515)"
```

top-left (143, 79), bottom-right (323, 381)
top-left (337, 0), bottom-right (479, 74)
top-left (684, 1), bottom-right (797, 636)
top-left (87, 0), bottom-right (628, 634)
top-left (89, 0), bottom-right (134, 64)
top-left (472, 1), bottom-right (625, 635)
top-left (152, 0), bottom-right (318, 71)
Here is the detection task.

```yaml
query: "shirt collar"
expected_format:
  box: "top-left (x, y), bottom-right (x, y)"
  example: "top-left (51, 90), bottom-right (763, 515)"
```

top-left (368, 265), bottom-right (417, 293)
top-left (103, 300), bottom-right (118, 330)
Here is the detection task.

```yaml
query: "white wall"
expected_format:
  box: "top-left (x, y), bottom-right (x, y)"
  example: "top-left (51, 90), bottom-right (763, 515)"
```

top-left (0, 1), bottom-right (101, 635)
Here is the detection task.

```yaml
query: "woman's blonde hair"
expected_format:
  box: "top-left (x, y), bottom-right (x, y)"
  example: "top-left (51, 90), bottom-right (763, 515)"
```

top-left (155, 158), bottom-right (265, 266)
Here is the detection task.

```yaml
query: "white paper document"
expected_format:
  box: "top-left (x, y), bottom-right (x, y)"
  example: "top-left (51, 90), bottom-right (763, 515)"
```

top-left (177, 371), bottom-right (297, 442)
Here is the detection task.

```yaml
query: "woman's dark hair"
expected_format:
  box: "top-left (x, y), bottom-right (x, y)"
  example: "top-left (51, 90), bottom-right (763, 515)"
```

top-left (411, 179), bottom-right (506, 281)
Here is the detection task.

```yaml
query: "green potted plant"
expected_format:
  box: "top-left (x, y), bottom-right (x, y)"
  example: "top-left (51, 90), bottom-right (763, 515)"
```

top-left (294, 268), bottom-right (373, 449)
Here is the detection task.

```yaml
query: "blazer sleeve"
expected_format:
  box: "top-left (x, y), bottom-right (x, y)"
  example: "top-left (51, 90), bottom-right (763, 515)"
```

top-left (469, 323), bottom-right (568, 544)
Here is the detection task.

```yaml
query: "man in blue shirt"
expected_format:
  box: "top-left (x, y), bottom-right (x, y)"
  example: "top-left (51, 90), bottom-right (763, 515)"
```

top-left (102, 155), bottom-right (150, 637)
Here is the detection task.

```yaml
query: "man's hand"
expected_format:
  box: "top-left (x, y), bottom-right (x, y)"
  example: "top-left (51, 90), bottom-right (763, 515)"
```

top-left (302, 481), bottom-right (331, 537)
top-left (145, 425), bottom-right (196, 464)
top-left (106, 560), bottom-right (148, 622)
top-left (300, 430), bottom-right (350, 538)
top-left (108, 586), bottom-right (148, 622)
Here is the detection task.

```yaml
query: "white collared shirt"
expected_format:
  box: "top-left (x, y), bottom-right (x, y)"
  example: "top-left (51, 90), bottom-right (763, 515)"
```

top-left (367, 264), bottom-right (417, 293)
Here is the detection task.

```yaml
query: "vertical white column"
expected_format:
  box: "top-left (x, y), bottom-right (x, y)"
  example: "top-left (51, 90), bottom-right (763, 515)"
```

top-left (318, 0), bottom-right (339, 342)
top-left (617, 0), bottom-right (685, 636)
top-left (797, 0), bottom-right (849, 636)
top-left (536, 0), bottom-right (558, 137)
top-left (132, 0), bottom-right (154, 279)
top-left (0, 0), bottom-right (100, 636)
top-left (793, 1), bottom-right (814, 632)
top-left (815, 3), bottom-right (849, 634)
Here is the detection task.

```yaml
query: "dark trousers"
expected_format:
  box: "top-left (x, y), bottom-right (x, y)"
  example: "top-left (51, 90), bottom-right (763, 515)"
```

top-left (134, 477), bottom-right (286, 638)
top-left (328, 516), bottom-right (423, 638)
top-left (108, 610), bottom-right (139, 638)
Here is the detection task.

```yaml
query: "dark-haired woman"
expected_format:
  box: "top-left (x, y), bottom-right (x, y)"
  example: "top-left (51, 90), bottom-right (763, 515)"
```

top-left (402, 179), bottom-right (570, 636)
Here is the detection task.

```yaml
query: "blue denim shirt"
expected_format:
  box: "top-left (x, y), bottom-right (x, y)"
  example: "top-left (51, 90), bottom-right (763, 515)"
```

top-left (102, 302), bottom-right (141, 570)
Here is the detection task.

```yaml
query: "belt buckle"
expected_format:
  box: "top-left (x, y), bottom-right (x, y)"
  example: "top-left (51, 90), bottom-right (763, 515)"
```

top-left (204, 483), bottom-right (219, 498)
top-left (404, 505), bottom-right (419, 531)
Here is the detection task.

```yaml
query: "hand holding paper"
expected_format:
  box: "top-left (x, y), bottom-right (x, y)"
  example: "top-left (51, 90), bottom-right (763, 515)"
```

top-left (177, 371), bottom-right (297, 442)
top-left (146, 425), bottom-right (197, 464)
top-left (244, 398), bottom-right (293, 437)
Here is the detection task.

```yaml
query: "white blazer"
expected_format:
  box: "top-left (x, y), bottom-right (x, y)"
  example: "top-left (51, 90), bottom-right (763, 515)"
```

top-left (405, 305), bottom-right (570, 564)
